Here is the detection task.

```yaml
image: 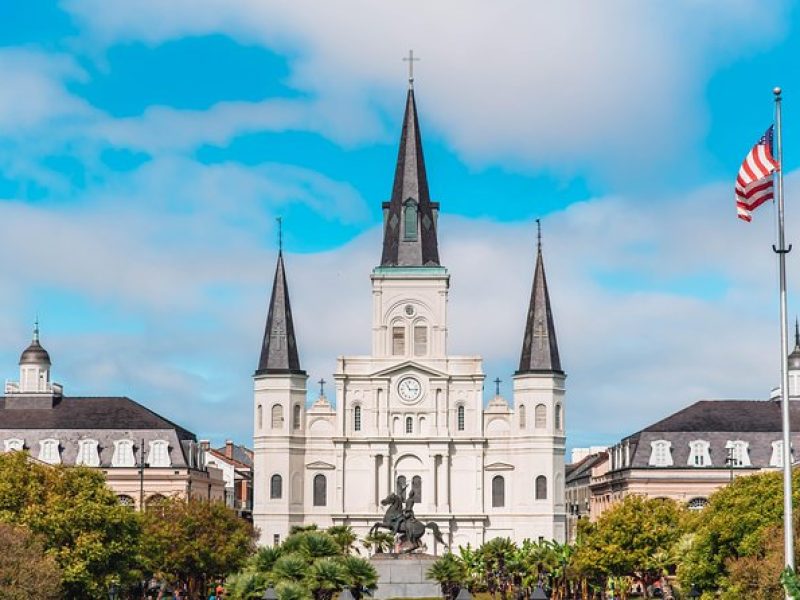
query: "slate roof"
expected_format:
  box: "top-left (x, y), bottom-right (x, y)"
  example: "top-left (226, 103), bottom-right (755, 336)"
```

top-left (380, 87), bottom-right (441, 267)
top-left (566, 452), bottom-right (607, 485)
top-left (256, 251), bottom-right (304, 375)
top-left (517, 231), bottom-right (562, 374)
top-left (641, 400), bottom-right (800, 433)
top-left (0, 396), bottom-right (195, 440)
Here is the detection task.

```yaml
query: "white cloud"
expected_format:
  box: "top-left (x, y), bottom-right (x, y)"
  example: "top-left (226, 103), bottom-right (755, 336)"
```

top-left (61, 0), bottom-right (789, 180)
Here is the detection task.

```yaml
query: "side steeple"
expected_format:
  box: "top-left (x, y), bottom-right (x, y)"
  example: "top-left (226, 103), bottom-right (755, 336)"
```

top-left (380, 87), bottom-right (441, 267)
top-left (517, 221), bottom-right (562, 375)
top-left (256, 250), bottom-right (304, 375)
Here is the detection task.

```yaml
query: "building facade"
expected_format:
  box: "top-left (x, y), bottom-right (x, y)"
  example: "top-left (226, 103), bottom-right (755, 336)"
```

top-left (1, 326), bottom-right (225, 509)
top-left (253, 85), bottom-right (567, 550)
top-left (564, 450), bottom-right (607, 543)
top-left (204, 440), bottom-right (254, 519)
top-left (588, 333), bottom-right (800, 518)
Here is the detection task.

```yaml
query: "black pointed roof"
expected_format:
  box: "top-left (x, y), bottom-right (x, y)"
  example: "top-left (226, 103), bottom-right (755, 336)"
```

top-left (516, 232), bottom-right (563, 375)
top-left (380, 88), bottom-right (441, 267)
top-left (256, 252), bottom-right (304, 375)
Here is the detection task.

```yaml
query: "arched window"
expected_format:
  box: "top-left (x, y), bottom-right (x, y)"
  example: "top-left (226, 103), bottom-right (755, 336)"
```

top-left (457, 405), bottom-right (465, 431)
top-left (3, 438), bottom-right (24, 452)
top-left (145, 494), bottom-right (167, 510)
top-left (271, 404), bottom-right (284, 429)
top-left (414, 324), bottom-right (428, 356)
top-left (147, 440), bottom-right (171, 468)
top-left (535, 475), bottom-right (547, 500)
top-left (392, 325), bottom-right (406, 356)
top-left (38, 438), bottom-right (61, 465)
top-left (76, 439), bottom-right (100, 467)
top-left (117, 494), bottom-right (135, 508)
top-left (534, 404), bottom-right (547, 429)
top-left (112, 439), bottom-right (136, 467)
top-left (555, 404), bottom-right (562, 430)
top-left (293, 404), bottom-right (301, 430)
top-left (492, 475), bottom-right (505, 507)
top-left (519, 404), bottom-right (526, 429)
top-left (406, 416), bottom-right (413, 434)
top-left (313, 474), bottom-right (327, 506)
top-left (412, 475), bottom-right (422, 503)
top-left (403, 200), bottom-right (418, 241)
top-left (270, 474), bottom-right (283, 499)
top-left (396, 475), bottom-right (407, 495)
top-left (257, 404), bottom-right (263, 429)
top-left (687, 497), bottom-right (709, 511)
top-left (354, 405), bottom-right (362, 432)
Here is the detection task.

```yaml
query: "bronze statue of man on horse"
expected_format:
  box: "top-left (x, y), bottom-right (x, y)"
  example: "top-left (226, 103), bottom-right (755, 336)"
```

top-left (369, 480), bottom-right (446, 553)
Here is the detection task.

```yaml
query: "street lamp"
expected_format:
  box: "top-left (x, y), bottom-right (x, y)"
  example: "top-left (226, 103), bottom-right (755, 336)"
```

top-left (262, 586), bottom-right (278, 600)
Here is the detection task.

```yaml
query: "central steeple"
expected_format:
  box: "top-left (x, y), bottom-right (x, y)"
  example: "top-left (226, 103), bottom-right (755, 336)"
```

top-left (380, 87), bottom-right (441, 267)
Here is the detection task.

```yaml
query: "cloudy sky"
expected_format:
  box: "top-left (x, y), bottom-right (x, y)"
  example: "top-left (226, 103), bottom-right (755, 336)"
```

top-left (2, 1), bottom-right (800, 452)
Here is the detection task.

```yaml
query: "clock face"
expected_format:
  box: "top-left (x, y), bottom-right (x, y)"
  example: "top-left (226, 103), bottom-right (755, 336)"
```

top-left (397, 376), bottom-right (422, 402)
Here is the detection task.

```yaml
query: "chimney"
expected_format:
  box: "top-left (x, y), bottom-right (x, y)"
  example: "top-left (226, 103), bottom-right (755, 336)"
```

top-left (199, 439), bottom-right (210, 451)
top-left (225, 440), bottom-right (234, 459)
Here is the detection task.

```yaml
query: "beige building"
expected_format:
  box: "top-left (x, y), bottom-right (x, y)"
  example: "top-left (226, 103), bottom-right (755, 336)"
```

top-left (1, 326), bottom-right (225, 509)
top-left (564, 450), bottom-right (607, 543)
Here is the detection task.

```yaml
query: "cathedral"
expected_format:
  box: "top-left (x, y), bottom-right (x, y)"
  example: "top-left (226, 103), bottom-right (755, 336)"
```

top-left (252, 84), bottom-right (567, 551)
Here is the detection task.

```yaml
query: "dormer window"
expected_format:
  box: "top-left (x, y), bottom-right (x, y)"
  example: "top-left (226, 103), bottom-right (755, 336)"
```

top-left (770, 440), bottom-right (794, 467)
top-left (3, 438), bottom-right (24, 452)
top-left (147, 440), bottom-right (171, 468)
top-left (112, 439), bottom-right (136, 467)
top-left (403, 199), bottom-right (418, 241)
top-left (76, 439), bottom-right (100, 467)
top-left (38, 439), bottom-right (61, 464)
top-left (648, 440), bottom-right (673, 467)
top-left (688, 440), bottom-right (712, 467)
top-left (725, 440), bottom-right (751, 467)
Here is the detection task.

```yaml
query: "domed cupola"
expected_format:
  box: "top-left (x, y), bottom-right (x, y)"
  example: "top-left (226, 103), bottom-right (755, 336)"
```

top-left (19, 323), bottom-right (51, 367)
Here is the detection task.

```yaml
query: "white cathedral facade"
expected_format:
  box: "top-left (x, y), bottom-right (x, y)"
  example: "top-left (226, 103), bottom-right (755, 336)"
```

top-left (252, 85), bottom-right (567, 551)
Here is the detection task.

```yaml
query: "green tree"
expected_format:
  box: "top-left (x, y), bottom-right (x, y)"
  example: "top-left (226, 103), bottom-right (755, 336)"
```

top-left (140, 497), bottom-right (257, 598)
top-left (361, 530), bottom-right (394, 555)
top-left (676, 469), bottom-right (800, 593)
top-left (0, 522), bottom-right (62, 600)
top-left (572, 495), bottom-right (687, 597)
top-left (327, 525), bottom-right (360, 555)
top-left (427, 552), bottom-right (466, 600)
top-left (0, 451), bottom-right (142, 599)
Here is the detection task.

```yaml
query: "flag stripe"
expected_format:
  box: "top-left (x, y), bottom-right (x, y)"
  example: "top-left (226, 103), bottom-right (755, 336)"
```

top-left (734, 126), bottom-right (779, 222)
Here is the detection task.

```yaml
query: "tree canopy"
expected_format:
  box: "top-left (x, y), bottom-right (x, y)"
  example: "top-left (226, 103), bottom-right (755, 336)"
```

top-left (0, 522), bottom-right (62, 600)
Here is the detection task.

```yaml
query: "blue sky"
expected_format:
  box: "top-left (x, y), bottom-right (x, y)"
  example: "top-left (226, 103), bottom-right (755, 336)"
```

top-left (2, 1), bottom-right (800, 452)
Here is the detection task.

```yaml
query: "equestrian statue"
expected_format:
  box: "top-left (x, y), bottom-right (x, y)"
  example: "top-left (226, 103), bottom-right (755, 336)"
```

top-left (369, 480), bottom-right (447, 553)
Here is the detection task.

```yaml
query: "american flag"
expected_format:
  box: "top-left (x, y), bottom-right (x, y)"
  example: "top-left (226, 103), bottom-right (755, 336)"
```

top-left (736, 125), bottom-right (780, 222)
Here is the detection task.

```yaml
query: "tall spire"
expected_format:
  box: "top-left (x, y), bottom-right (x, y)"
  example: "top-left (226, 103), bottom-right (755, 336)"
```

top-left (256, 251), bottom-right (304, 375)
top-left (380, 86), bottom-right (440, 267)
top-left (517, 223), bottom-right (562, 375)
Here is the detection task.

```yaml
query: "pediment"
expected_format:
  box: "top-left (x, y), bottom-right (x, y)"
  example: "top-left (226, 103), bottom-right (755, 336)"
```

top-left (305, 460), bottom-right (336, 470)
top-left (372, 360), bottom-right (449, 379)
top-left (484, 461), bottom-right (515, 471)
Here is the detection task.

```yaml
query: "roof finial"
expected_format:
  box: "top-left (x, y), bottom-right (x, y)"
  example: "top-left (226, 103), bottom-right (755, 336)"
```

top-left (403, 49), bottom-right (420, 89)
top-left (795, 317), bottom-right (799, 347)
top-left (494, 377), bottom-right (502, 396)
top-left (536, 218), bottom-right (542, 251)
top-left (33, 315), bottom-right (39, 343)
top-left (277, 217), bottom-right (283, 254)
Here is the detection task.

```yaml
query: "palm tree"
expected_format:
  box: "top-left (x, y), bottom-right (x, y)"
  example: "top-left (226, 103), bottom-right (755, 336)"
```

top-left (273, 553), bottom-right (309, 584)
top-left (427, 553), bottom-right (466, 600)
top-left (341, 555), bottom-right (378, 600)
top-left (327, 525), bottom-right (360, 555)
top-left (361, 531), bottom-right (394, 556)
top-left (305, 557), bottom-right (348, 600)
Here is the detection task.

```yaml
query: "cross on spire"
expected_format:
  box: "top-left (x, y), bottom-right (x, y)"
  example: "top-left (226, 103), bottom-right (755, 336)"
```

top-left (318, 378), bottom-right (326, 397)
top-left (536, 218), bottom-right (542, 250)
top-left (403, 49), bottom-right (420, 89)
top-left (494, 377), bottom-right (502, 396)
top-left (277, 216), bottom-right (283, 253)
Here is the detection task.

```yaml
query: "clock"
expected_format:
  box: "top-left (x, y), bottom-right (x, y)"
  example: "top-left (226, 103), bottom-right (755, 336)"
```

top-left (397, 376), bottom-right (422, 402)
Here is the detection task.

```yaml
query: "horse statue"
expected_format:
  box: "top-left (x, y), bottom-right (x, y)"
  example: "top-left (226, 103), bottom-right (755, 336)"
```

top-left (369, 491), bottom-right (447, 553)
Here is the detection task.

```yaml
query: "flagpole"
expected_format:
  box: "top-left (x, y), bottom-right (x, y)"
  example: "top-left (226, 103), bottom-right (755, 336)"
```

top-left (774, 86), bottom-right (795, 575)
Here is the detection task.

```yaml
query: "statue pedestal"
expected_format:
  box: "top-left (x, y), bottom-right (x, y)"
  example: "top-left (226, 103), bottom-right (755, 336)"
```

top-left (370, 553), bottom-right (440, 599)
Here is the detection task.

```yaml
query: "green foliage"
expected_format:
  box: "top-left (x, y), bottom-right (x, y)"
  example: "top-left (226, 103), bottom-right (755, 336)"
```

top-left (676, 469), bottom-right (800, 593)
top-left (781, 566), bottom-right (800, 599)
top-left (228, 527), bottom-right (378, 600)
top-left (0, 451), bottom-right (142, 599)
top-left (361, 530), bottom-right (394, 555)
top-left (572, 495), bottom-right (687, 582)
top-left (140, 496), bottom-right (257, 596)
top-left (0, 522), bottom-right (62, 600)
top-left (427, 551), bottom-right (466, 599)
